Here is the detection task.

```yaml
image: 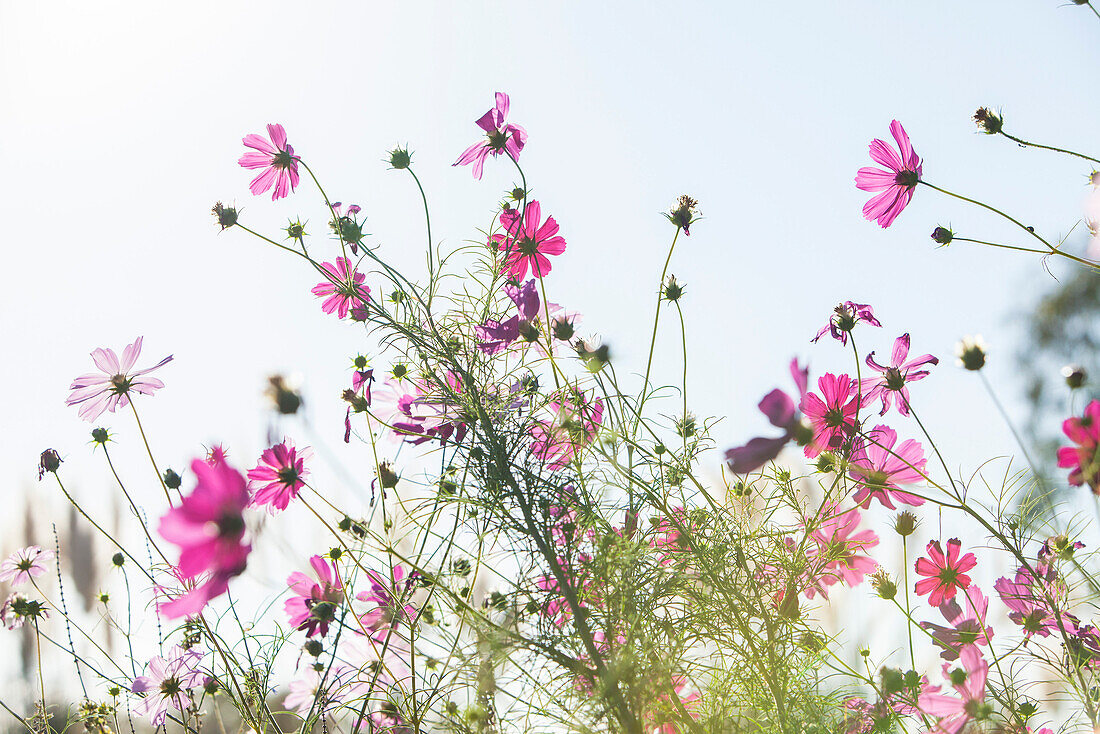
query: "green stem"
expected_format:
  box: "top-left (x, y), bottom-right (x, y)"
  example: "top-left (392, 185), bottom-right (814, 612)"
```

top-left (129, 402), bottom-right (171, 505)
top-left (951, 236), bottom-right (1048, 255)
top-left (998, 130), bottom-right (1100, 165)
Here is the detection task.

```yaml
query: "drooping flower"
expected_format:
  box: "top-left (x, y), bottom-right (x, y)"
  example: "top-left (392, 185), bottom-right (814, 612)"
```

top-left (800, 373), bottom-right (863, 457)
top-left (0, 546), bottom-right (56, 587)
top-left (311, 257), bottom-right (370, 320)
top-left (1057, 399), bottom-right (1100, 492)
top-left (343, 366), bottom-right (375, 443)
top-left (916, 646), bottom-right (990, 734)
top-left (847, 425), bottom-right (927, 510)
top-left (0, 593), bottom-right (48, 630)
top-left (803, 505), bottom-right (879, 599)
top-left (476, 279), bottom-right (542, 354)
top-left (491, 201), bottom-right (567, 280)
top-left (855, 120), bottom-right (922, 228)
top-left (726, 359), bottom-right (811, 473)
top-left (329, 202), bottom-right (367, 255)
top-left (247, 440), bottom-right (311, 513)
top-left (238, 123), bottom-right (300, 201)
top-left (356, 564), bottom-right (419, 639)
top-left (131, 646), bottom-right (206, 726)
top-left (812, 302), bottom-right (882, 345)
top-left (66, 337), bottom-right (173, 422)
top-left (914, 539), bottom-right (977, 607)
top-left (285, 555), bottom-right (343, 638)
top-left (157, 458), bottom-right (252, 619)
top-left (864, 334), bottom-right (939, 416)
top-left (920, 587), bottom-right (994, 661)
top-left (453, 92), bottom-right (527, 179)
top-left (530, 389), bottom-right (604, 470)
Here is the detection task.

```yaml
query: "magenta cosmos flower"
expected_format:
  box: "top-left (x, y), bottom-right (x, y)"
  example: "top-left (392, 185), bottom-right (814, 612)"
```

top-left (800, 373), bottom-right (863, 457)
top-left (66, 337), bottom-right (173, 422)
top-left (803, 505), bottom-right (879, 600)
top-left (0, 546), bottom-right (55, 587)
top-left (864, 334), bottom-right (938, 416)
top-left (847, 425), bottom-right (927, 510)
top-left (920, 586), bottom-right (994, 661)
top-left (356, 564), bottom-right (419, 639)
top-left (131, 645), bottom-right (206, 726)
top-left (530, 389), bottom-right (605, 470)
top-left (453, 92), bottom-right (528, 179)
top-left (915, 538), bottom-right (977, 608)
top-left (286, 555), bottom-right (343, 638)
top-left (247, 439), bottom-right (311, 513)
top-left (812, 302), bottom-right (881, 345)
top-left (239, 123), bottom-right (300, 201)
top-left (1058, 399), bottom-right (1100, 492)
top-left (312, 257), bottom-right (370, 320)
top-left (916, 645), bottom-right (988, 734)
top-left (855, 120), bottom-right (922, 228)
top-left (157, 458), bottom-right (252, 619)
top-left (726, 359), bottom-right (811, 474)
top-left (491, 200), bottom-right (567, 280)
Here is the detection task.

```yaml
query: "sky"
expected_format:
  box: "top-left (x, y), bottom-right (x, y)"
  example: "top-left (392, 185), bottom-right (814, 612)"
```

top-left (2, 0), bottom-right (1099, 707)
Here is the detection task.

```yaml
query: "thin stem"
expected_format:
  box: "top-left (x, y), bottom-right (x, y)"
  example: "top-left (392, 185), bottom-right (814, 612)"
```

top-left (129, 402), bottom-right (172, 505)
top-left (951, 236), bottom-right (1048, 255)
top-left (998, 130), bottom-right (1100, 165)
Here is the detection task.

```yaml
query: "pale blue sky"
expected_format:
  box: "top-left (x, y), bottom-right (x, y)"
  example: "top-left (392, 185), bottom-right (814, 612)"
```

top-left (1, 0), bottom-right (1098, 699)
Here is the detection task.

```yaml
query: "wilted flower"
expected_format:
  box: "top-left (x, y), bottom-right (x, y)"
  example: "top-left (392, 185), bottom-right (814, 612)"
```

top-left (664, 195), bottom-right (700, 235)
top-left (211, 202), bottom-right (238, 230)
top-left (812, 302), bottom-right (881, 345)
top-left (38, 449), bottom-right (62, 479)
top-left (972, 107), bottom-right (1003, 135)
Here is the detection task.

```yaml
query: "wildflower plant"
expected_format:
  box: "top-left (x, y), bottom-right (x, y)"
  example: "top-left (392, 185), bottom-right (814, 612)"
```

top-left (12, 18), bottom-right (1100, 734)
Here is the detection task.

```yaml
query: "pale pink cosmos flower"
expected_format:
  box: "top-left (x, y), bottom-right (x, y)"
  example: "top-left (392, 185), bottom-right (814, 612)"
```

top-left (855, 120), bottom-right (922, 228)
top-left (847, 425), bottom-right (927, 510)
top-left (0, 546), bottom-right (55, 587)
top-left (312, 257), bottom-right (370, 320)
top-left (915, 538), bottom-right (977, 608)
top-left (157, 458), bottom-right (252, 619)
top-left (453, 92), bottom-right (527, 179)
top-left (356, 564), bottom-right (419, 639)
top-left (283, 666), bottom-right (353, 718)
top-left (285, 554), bottom-right (343, 638)
top-left (803, 505), bottom-right (879, 599)
top-left (247, 439), bottom-right (311, 513)
top-left (920, 587), bottom-right (994, 661)
top-left (864, 334), bottom-right (939, 416)
top-left (800, 373), bottom-right (863, 457)
top-left (530, 389), bottom-right (605, 470)
top-left (491, 200), bottom-right (567, 280)
top-left (66, 337), bottom-right (173, 422)
top-left (916, 645), bottom-right (989, 734)
top-left (239, 123), bottom-right (300, 200)
top-left (131, 645), bottom-right (206, 726)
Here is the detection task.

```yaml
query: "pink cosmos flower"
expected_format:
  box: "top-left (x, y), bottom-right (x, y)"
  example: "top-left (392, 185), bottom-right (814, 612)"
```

top-left (847, 425), bottom-right (927, 510)
top-left (247, 439), bottom-right (311, 513)
top-left (800, 373), bottom-right (863, 457)
top-left (157, 458), bottom-right (252, 619)
top-left (994, 566), bottom-right (1071, 639)
top-left (915, 539), bottom-right (977, 608)
top-left (238, 123), bottom-right (300, 200)
top-left (131, 645), bottom-right (206, 726)
top-left (803, 505), bottom-right (879, 599)
top-left (330, 201), bottom-right (366, 255)
top-left (283, 666), bottom-right (352, 718)
top-left (920, 587), bottom-right (994, 661)
top-left (1057, 399), bottom-right (1100, 492)
top-left (1, 593), bottom-right (48, 630)
top-left (66, 337), bottom-right (173, 422)
top-left (0, 546), bottom-right (55, 587)
top-left (356, 564), bottom-right (419, 639)
top-left (476, 279), bottom-right (542, 354)
top-left (812, 302), bottom-right (882, 345)
top-left (372, 373), bottom-right (469, 445)
top-left (312, 257), bottom-right (370, 320)
top-left (453, 92), bottom-right (527, 179)
top-left (916, 646), bottom-right (988, 734)
top-left (648, 676), bottom-right (702, 734)
top-left (530, 389), bottom-right (605, 470)
top-left (864, 334), bottom-right (938, 416)
top-left (286, 555), bottom-right (343, 638)
top-left (855, 120), bottom-right (922, 228)
top-left (491, 201), bottom-right (567, 280)
top-left (344, 367), bottom-right (375, 443)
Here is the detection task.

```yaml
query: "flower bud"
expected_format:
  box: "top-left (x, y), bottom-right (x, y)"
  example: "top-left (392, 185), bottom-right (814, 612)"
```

top-left (376, 461), bottom-right (399, 490)
top-left (38, 449), bottom-right (62, 480)
top-left (211, 202), bottom-right (238, 230)
top-left (973, 107), bottom-right (1003, 135)
top-left (894, 510), bottom-right (918, 537)
top-left (662, 274), bottom-right (685, 302)
top-left (931, 226), bottom-right (954, 245)
top-left (1062, 364), bottom-right (1087, 389)
top-left (285, 220), bottom-right (307, 242)
top-left (266, 375), bottom-right (303, 415)
top-left (388, 147), bottom-right (412, 170)
top-left (510, 187), bottom-right (526, 202)
top-left (111, 553), bottom-right (125, 568)
top-left (451, 559), bottom-right (471, 577)
top-left (955, 335), bottom-right (988, 371)
top-left (163, 468), bottom-right (182, 490)
top-left (91, 428), bottom-right (110, 445)
top-left (870, 569), bottom-right (897, 600)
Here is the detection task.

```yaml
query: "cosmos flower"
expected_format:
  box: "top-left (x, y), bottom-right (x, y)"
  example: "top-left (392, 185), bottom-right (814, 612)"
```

top-left (453, 92), bottom-right (527, 179)
top-left (920, 587), bottom-right (994, 661)
top-left (803, 505), bottom-right (879, 599)
top-left (725, 359), bottom-right (811, 474)
top-left (239, 123), bottom-right (300, 200)
top-left (847, 425), bottom-right (927, 510)
top-left (247, 439), bottom-right (311, 513)
top-left (916, 646), bottom-right (989, 734)
top-left (864, 334), bottom-right (938, 416)
top-left (1057, 399), bottom-right (1100, 492)
top-left (855, 120), bottom-right (922, 228)
top-left (0, 546), bottom-right (55, 587)
top-left (312, 257), bottom-right (370, 320)
top-left (66, 337), bottom-right (173, 422)
top-left (915, 539), bottom-right (977, 607)
top-left (530, 389), bottom-right (604, 469)
top-left (131, 646), bottom-right (206, 726)
top-left (285, 555), bottom-right (343, 638)
top-left (800, 373), bottom-right (863, 457)
top-left (491, 201), bottom-right (567, 280)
